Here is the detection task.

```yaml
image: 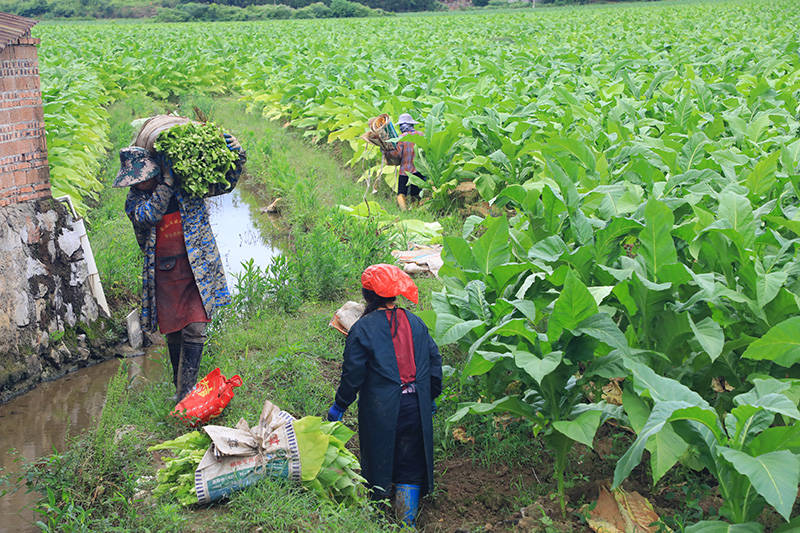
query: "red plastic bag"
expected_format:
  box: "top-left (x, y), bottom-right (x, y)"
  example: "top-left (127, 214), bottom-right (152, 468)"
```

top-left (171, 368), bottom-right (243, 427)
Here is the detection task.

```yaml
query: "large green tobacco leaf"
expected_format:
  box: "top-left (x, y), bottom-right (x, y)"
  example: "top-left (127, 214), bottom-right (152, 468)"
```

top-left (468, 319), bottom-right (540, 357)
top-left (448, 395), bottom-right (537, 423)
top-left (614, 401), bottom-right (724, 489)
top-left (755, 265), bottom-right (789, 309)
top-left (742, 317), bottom-right (800, 367)
top-left (718, 448), bottom-right (800, 521)
top-left (688, 315), bottom-right (724, 362)
top-left (471, 216), bottom-right (510, 277)
top-left (571, 313), bottom-right (628, 350)
top-left (434, 313), bottom-right (483, 346)
top-left (638, 198), bottom-right (678, 281)
top-left (710, 192), bottom-right (757, 252)
top-left (747, 424), bottom-right (800, 456)
top-left (548, 270), bottom-right (598, 342)
top-left (622, 388), bottom-right (688, 484)
top-left (684, 521), bottom-right (763, 533)
top-left (744, 151), bottom-right (780, 199)
top-left (625, 358), bottom-right (708, 406)
top-left (552, 409), bottom-right (603, 449)
top-left (515, 350), bottom-right (562, 385)
top-left (292, 417), bottom-right (329, 481)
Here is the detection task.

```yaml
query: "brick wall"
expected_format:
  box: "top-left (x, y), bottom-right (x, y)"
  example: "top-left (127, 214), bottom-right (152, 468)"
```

top-left (0, 37), bottom-right (51, 208)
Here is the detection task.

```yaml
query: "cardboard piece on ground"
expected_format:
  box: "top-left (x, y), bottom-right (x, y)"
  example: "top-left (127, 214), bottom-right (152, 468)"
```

top-left (329, 301), bottom-right (366, 335)
top-left (391, 244), bottom-right (443, 277)
top-left (194, 399), bottom-right (301, 504)
top-left (587, 484), bottom-right (663, 533)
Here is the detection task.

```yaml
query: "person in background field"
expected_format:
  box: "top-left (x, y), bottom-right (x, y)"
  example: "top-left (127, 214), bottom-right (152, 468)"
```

top-left (327, 264), bottom-right (442, 528)
top-left (114, 117), bottom-right (246, 403)
top-left (386, 112), bottom-right (426, 211)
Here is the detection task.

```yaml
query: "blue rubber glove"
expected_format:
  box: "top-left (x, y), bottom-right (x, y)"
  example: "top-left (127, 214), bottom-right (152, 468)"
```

top-left (327, 403), bottom-right (345, 422)
top-left (223, 133), bottom-right (242, 152)
top-left (432, 399), bottom-right (437, 416)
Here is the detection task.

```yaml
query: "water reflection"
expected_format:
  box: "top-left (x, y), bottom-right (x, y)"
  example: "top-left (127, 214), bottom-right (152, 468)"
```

top-left (0, 354), bottom-right (164, 533)
top-left (207, 188), bottom-right (279, 291)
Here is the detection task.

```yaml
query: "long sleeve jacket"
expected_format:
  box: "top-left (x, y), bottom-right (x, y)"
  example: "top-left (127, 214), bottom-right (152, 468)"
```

top-left (125, 150), bottom-right (246, 332)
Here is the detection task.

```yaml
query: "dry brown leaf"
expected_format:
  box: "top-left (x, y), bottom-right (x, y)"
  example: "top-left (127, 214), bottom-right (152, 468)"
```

top-left (452, 426), bottom-right (475, 445)
top-left (711, 376), bottom-right (734, 393)
top-left (587, 485), bottom-right (626, 533)
top-left (613, 488), bottom-right (663, 532)
top-left (586, 484), bottom-right (667, 533)
top-left (602, 379), bottom-right (623, 406)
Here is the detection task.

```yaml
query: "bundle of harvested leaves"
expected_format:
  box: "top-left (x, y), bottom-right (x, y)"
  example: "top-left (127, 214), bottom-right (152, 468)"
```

top-left (147, 431), bottom-right (210, 506)
top-left (293, 417), bottom-right (368, 506)
top-left (154, 122), bottom-right (237, 197)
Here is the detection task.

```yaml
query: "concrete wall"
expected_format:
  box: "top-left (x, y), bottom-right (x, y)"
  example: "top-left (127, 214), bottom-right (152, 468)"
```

top-left (0, 198), bottom-right (107, 401)
top-left (0, 39), bottom-right (112, 402)
top-left (0, 38), bottom-right (51, 207)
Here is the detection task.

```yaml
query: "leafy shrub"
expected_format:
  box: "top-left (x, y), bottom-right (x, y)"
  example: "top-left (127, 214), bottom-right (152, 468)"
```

top-left (485, 0), bottom-right (530, 7)
top-left (295, 1), bottom-right (332, 17)
top-left (329, 0), bottom-right (373, 17)
top-left (245, 3), bottom-right (295, 18)
top-left (155, 0), bottom-right (382, 20)
top-left (230, 255), bottom-right (302, 316)
top-left (353, 0), bottom-right (438, 12)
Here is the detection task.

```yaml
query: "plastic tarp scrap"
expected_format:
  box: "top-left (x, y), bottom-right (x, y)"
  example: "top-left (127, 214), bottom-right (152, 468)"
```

top-left (392, 244), bottom-right (443, 277)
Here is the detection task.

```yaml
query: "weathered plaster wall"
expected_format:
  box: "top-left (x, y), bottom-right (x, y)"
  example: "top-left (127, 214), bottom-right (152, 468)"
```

top-left (0, 198), bottom-right (109, 402)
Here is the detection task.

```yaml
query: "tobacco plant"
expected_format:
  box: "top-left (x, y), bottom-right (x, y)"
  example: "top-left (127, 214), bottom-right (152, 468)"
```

top-left (616, 359), bottom-right (800, 528)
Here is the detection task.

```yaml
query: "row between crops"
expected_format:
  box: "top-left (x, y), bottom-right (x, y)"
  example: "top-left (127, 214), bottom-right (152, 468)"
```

top-left (33, 0), bottom-right (800, 528)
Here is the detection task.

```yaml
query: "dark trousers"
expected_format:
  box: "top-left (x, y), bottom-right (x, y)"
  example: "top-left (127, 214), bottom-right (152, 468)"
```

top-left (398, 172), bottom-right (425, 198)
top-left (392, 393), bottom-right (426, 486)
top-left (164, 321), bottom-right (207, 345)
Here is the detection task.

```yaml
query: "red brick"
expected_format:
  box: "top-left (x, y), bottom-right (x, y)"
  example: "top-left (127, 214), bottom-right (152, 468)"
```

top-left (0, 139), bottom-right (20, 158)
top-left (16, 170), bottom-right (29, 187)
top-left (26, 169), bottom-right (47, 185)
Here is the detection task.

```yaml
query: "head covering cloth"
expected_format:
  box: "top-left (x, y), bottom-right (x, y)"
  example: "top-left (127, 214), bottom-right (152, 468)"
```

top-left (361, 264), bottom-right (418, 304)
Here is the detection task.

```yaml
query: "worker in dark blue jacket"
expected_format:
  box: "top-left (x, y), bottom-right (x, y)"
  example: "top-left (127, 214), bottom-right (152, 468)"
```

top-left (328, 264), bottom-right (442, 528)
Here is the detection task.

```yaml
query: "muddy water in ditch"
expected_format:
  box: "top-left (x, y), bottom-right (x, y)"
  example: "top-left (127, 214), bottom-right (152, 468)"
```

top-left (0, 187), bottom-right (278, 532)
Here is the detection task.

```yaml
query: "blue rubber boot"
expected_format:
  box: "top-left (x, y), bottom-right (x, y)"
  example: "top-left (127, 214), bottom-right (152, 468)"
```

top-left (394, 483), bottom-right (421, 529)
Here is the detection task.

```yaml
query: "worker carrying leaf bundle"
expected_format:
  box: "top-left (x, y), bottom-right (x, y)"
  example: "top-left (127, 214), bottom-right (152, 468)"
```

top-left (327, 264), bottom-right (442, 528)
top-left (113, 115), bottom-right (246, 403)
top-left (385, 113), bottom-right (426, 211)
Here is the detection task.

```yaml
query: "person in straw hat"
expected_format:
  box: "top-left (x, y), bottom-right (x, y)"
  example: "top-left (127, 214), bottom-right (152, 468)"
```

top-left (113, 115), bottom-right (246, 403)
top-left (385, 112), bottom-right (426, 211)
top-left (327, 264), bottom-right (442, 527)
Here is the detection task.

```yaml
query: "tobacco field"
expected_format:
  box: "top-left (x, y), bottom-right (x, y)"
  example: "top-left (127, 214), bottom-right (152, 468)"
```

top-left (28, 0), bottom-right (800, 530)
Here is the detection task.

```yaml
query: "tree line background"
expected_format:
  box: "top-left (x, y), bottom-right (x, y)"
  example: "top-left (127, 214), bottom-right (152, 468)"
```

top-left (3, 0), bottom-right (661, 20)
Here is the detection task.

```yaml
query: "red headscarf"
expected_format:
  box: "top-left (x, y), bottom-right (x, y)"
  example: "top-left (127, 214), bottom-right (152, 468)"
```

top-left (360, 264), bottom-right (418, 304)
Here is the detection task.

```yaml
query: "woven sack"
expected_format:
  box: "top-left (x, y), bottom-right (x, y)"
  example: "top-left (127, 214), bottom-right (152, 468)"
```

top-left (134, 115), bottom-right (193, 153)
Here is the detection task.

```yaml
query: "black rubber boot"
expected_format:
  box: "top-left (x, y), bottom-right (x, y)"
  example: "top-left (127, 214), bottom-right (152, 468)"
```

top-left (167, 343), bottom-right (181, 387)
top-left (176, 342), bottom-right (203, 402)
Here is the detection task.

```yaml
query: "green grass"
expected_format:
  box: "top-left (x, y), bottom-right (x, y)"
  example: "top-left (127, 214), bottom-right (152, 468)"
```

top-left (28, 94), bottom-right (455, 531)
